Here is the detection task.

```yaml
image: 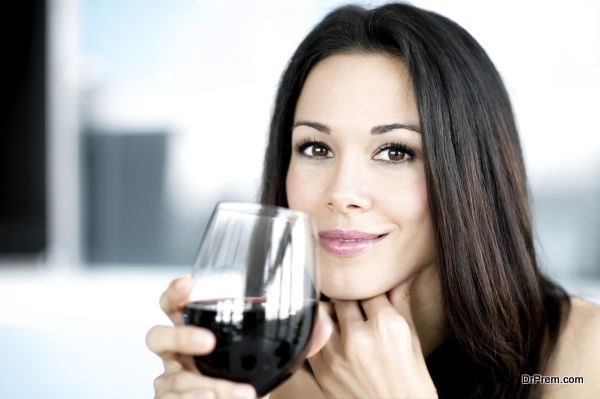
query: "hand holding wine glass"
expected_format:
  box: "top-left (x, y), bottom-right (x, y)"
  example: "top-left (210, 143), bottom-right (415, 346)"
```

top-left (146, 203), bottom-right (333, 399)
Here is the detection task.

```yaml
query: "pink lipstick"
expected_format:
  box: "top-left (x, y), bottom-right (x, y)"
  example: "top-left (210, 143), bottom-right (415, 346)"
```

top-left (318, 229), bottom-right (387, 257)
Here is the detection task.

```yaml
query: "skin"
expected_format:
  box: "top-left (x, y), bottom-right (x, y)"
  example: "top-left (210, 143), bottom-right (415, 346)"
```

top-left (287, 53), bottom-right (435, 301)
top-left (146, 53), bottom-right (600, 398)
top-left (283, 53), bottom-right (442, 398)
top-left (286, 52), bottom-right (446, 353)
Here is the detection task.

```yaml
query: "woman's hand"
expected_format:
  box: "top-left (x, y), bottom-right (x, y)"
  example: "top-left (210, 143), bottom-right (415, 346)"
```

top-left (146, 276), bottom-right (334, 399)
top-left (146, 276), bottom-right (258, 399)
top-left (308, 273), bottom-right (438, 399)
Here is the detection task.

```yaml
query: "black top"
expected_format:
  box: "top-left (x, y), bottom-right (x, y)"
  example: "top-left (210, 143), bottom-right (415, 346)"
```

top-left (426, 334), bottom-right (487, 398)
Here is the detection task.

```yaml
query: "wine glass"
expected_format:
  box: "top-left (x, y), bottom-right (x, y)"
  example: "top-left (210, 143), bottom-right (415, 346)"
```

top-left (183, 202), bottom-right (319, 396)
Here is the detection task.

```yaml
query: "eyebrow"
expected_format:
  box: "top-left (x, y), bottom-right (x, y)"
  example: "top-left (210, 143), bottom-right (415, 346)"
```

top-left (292, 120), bottom-right (421, 135)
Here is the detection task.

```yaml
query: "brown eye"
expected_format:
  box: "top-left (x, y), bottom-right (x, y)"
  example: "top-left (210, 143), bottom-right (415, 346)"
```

top-left (373, 144), bottom-right (414, 163)
top-left (388, 148), bottom-right (406, 161)
top-left (298, 142), bottom-right (333, 159)
top-left (312, 144), bottom-right (329, 157)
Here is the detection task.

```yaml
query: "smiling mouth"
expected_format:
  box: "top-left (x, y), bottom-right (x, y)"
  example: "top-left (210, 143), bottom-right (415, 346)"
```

top-left (333, 234), bottom-right (386, 243)
top-left (318, 233), bottom-right (388, 257)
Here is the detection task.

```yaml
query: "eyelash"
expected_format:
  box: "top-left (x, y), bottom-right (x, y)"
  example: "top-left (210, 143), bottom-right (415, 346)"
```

top-left (294, 138), bottom-right (415, 164)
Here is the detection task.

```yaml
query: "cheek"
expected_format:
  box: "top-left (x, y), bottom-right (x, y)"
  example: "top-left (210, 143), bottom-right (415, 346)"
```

top-left (379, 174), bottom-right (430, 223)
top-left (399, 180), bottom-right (436, 259)
top-left (411, 180), bottom-right (430, 220)
top-left (285, 163), bottom-right (316, 212)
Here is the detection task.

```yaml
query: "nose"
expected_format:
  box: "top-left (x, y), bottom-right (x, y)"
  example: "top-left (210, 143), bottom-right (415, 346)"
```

top-left (325, 159), bottom-right (373, 214)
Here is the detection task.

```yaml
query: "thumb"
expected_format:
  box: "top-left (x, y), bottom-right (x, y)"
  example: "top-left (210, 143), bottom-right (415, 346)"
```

top-left (387, 271), bottom-right (420, 330)
top-left (306, 301), bottom-right (333, 358)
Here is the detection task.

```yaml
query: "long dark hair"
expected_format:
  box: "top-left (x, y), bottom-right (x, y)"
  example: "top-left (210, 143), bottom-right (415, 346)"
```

top-left (259, 3), bottom-right (570, 398)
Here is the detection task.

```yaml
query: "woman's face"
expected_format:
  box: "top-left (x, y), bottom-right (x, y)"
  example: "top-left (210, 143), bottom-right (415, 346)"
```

top-left (286, 53), bottom-right (437, 300)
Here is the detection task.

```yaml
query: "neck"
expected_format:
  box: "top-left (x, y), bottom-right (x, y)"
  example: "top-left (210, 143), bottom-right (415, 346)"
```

top-left (410, 263), bottom-right (447, 357)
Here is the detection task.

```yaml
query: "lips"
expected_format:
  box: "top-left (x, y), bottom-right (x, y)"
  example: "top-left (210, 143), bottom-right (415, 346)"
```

top-left (318, 229), bottom-right (387, 257)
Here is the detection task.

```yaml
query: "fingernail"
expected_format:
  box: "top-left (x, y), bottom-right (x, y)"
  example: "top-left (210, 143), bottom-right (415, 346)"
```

top-left (232, 384), bottom-right (256, 399)
top-left (192, 330), bottom-right (215, 347)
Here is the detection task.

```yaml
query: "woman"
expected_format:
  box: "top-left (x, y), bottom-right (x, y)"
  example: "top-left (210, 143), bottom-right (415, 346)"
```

top-left (146, 3), bottom-right (600, 398)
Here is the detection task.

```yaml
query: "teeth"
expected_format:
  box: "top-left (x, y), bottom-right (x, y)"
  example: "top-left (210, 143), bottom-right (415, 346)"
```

top-left (338, 239), bottom-right (361, 243)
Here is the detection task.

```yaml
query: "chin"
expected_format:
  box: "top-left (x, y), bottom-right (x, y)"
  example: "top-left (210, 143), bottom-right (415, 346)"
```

top-left (320, 282), bottom-right (384, 301)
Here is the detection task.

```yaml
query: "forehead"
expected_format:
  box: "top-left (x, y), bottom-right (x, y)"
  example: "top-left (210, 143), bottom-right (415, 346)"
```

top-left (294, 52), bottom-right (419, 128)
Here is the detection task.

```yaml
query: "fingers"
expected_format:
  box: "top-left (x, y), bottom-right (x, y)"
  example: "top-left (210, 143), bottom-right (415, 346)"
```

top-left (158, 391), bottom-right (215, 399)
top-left (154, 369), bottom-right (257, 399)
top-left (357, 273), bottom-right (420, 336)
top-left (163, 357), bottom-right (184, 373)
top-left (306, 301), bottom-right (334, 358)
top-left (334, 300), bottom-right (364, 336)
top-left (146, 325), bottom-right (216, 359)
top-left (160, 276), bottom-right (194, 325)
top-left (317, 300), bottom-right (338, 334)
top-left (360, 294), bottom-right (398, 320)
top-left (163, 354), bottom-right (197, 373)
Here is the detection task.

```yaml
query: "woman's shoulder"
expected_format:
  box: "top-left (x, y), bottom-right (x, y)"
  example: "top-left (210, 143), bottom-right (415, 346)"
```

top-left (542, 296), bottom-right (600, 398)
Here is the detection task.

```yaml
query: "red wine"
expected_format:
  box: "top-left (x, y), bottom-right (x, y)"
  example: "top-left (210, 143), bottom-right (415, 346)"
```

top-left (183, 298), bottom-right (317, 396)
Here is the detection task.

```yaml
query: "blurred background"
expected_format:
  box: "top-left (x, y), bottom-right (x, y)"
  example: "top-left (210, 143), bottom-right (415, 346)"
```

top-left (1, 0), bottom-right (598, 398)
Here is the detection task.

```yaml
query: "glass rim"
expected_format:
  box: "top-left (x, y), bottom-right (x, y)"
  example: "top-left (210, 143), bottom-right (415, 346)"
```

top-left (215, 201), bottom-right (311, 221)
